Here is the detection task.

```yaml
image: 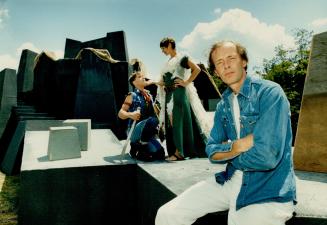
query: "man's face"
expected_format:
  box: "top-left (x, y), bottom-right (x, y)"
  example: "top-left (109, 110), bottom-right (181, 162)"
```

top-left (211, 42), bottom-right (247, 89)
top-left (133, 73), bottom-right (146, 88)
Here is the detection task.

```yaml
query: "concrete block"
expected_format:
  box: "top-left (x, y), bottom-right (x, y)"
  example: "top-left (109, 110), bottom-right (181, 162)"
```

top-left (17, 128), bottom-right (327, 225)
top-left (63, 119), bottom-right (91, 151)
top-left (294, 31), bottom-right (327, 172)
top-left (19, 129), bottom-right (135, 225)
top-left (0, 120), bottom-right (64, 175)
top-left (0, 113), bottom-right (56, 170)
top-left (47, 126), bottom-right (81, 161)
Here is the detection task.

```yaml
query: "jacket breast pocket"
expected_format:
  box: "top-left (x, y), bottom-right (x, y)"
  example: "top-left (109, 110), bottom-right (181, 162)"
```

top-left (220, 115), bottom-right (232, 136)
top-left (241, 114), bottom-right (259, 134)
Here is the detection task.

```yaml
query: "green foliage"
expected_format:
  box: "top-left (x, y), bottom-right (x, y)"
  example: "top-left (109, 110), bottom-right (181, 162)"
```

top-left (256, 28), bottom-right (313, 143)
top-left (0, 175), bottom-right (19, 225)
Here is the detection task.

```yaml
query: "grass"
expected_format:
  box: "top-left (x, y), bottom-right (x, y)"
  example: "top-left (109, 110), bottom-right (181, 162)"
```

top-left (0, 175), bottom-right (19, 225)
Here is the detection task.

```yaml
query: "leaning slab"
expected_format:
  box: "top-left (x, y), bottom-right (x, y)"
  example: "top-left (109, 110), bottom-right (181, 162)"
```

top-left (47, 126), bottom-right (81, 161)
top-left (0, 69), bottom-right (17, 137)
top-left (16, 49), bottom-right (38, 99)
top-left (63, 119), bottom-right (91, 151)
top-left (294, 31), bottom-right (327, 172)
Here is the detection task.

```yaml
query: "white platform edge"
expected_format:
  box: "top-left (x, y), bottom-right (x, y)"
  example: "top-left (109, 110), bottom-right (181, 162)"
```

top-left (21, 129), bottom-right (129, 171)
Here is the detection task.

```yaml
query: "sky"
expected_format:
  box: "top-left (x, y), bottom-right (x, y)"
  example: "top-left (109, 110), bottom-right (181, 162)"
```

top-left (1, 0), bottom-right (327, 80)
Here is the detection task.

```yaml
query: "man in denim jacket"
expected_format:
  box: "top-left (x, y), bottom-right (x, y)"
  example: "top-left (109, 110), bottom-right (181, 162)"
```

top-left (155, 41), bottom-right (296, 225)
top-left (118, 71), bottom-right (165, 161)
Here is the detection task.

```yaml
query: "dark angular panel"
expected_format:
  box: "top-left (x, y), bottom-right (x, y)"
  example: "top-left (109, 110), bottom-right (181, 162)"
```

top-left (0, 69), bottom-right (17, 139)
top-left (1, 121), bottom-right (26, 174)
top-left (136, 166), bottom-right (176, 225)
top-left (0, 114), bottom-right (57, 175)
top-left (19, 165), bottom-right (137, 225)
top-left (51, 59), bottom-right (80, 118)
top-left (104, 31), bottom-right (129, 61)
top-left (16, 49), bottom-right (38, 102)
top-left (0, 68), bottom-right (17, 113)
top-left (33, 52), bottom-right (56, 112)
top-left (74, 49), bottom-right (118, 130)
top-left (64, 31), bottom-right (130, 138)
top-left (110, 62), bottom-right (130, 139)
top-left (193, 69), bottom-right (221, 111)
top-left (64, 38), bottom-right (82, 59)
top-left (110, 61), bottom-right (130, 109)
top-left (193, 70), bottom-right (219, 99)
top-left (0, 113), bottom-right (17, 163)
top-left (64, 31), bottom-right (129, 61)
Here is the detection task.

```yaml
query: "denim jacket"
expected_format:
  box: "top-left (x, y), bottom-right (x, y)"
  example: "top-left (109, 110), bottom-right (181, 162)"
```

top-left (127, 89), bottom-right (155, 130)
top-left (205, 75), bottom-right (296, 210)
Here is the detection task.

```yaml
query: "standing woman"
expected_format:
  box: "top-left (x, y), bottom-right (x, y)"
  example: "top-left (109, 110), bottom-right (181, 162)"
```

top-left (158, 37), bottom-right (202, 161)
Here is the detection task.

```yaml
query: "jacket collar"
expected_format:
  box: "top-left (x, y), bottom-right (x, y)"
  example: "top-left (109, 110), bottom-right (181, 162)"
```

top-left (222, 75), bottom-right (252, 100)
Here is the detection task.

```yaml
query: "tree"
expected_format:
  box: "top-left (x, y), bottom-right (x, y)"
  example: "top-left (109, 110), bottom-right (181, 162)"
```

top-left (255, 28), bottom-right (313, 144)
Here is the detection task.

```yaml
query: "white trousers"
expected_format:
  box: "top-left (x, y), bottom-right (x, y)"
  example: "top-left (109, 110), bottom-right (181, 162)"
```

top-left (155, 171), bottom-right (294, 225)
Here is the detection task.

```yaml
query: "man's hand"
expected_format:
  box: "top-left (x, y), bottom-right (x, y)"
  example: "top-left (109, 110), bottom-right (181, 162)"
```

top-left (211, 134), bottom-right (253, 161)
top-left (130, 110), bottom-right (141, 121)
top-left (233, 134), bottom-right (253, 153)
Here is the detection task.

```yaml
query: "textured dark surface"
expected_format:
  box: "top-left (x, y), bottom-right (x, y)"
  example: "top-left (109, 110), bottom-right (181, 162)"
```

top-left (193, 68), bottom-right (221, 111)
top-left (0, 69), bottom-right (17, 137)
top-left (74, 49), bottom-right (118, 129)
top-left (51, 59), bottom-right (80, 119)
top-left (294, 31), bottom-right (327, 173)
top-left (17, 146), bottom-right (327, 225)
top-left (16, 49), bottom-right (38, 99)
top-left (19, 165), bottom-right (137, 225)
top-left (64, 31), bottom-right (129, 61)
top-left (0, 118), bottom-right (59, 175)
top-left (138, 159), bottom-right (327, 225)
top-left (33, 52), bottom-right (56, 112)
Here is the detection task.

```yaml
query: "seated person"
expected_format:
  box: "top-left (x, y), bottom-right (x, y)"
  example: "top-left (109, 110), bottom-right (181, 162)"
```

top-left (118, 71), bottom-right (165, 161)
